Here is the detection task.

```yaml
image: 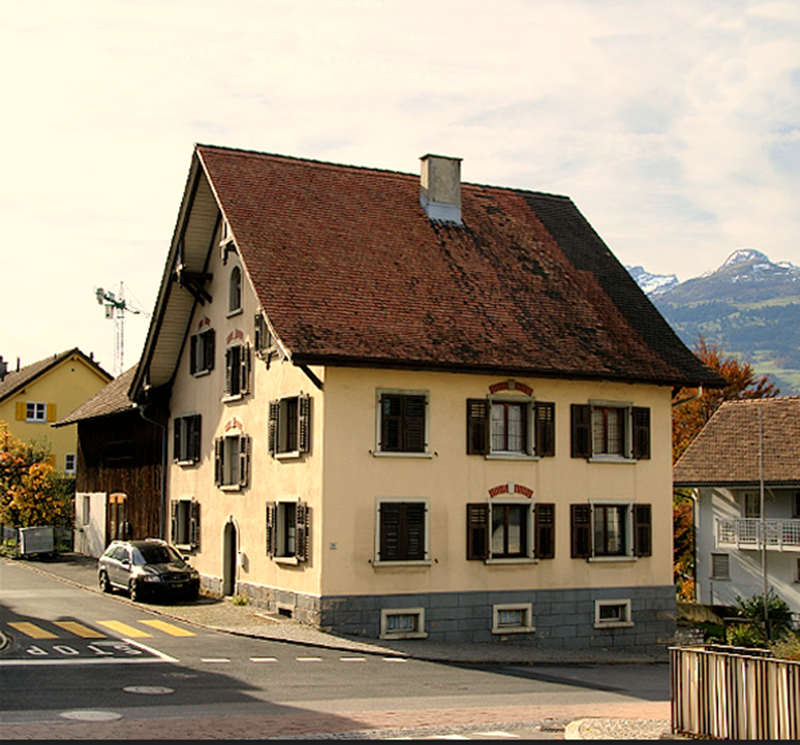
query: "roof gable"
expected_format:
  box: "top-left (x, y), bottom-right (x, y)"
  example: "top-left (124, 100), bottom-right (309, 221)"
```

top-left (132, 145), bottom-right (724, 400)
top-left (674, 397), bottom-right (800, 486)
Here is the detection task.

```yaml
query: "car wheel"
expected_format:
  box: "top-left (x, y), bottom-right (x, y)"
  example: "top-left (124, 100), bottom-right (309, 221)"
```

top-left (99, 571), bottom-right (111, 593)
top-left (129, 580), bottom-right (140, 602)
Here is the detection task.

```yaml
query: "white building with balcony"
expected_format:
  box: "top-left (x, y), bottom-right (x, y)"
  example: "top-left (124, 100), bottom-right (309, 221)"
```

top-left (674, 397), bottom-right (800, 613)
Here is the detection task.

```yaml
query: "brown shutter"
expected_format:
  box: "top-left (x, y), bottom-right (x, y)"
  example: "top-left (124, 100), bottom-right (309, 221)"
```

top-left (534, 503), bottom-right (555, 559)
top-left (224, 348), bottom-right (233, 395)
top-left (404, 502), bottom-right (426, 560)
top-left (404, 396), bottom-right (426, 452)
top-left (266, 502), bottom-right (276, 557)
top-left (238, 435), bottom-right (250, 488)
top-left (571, 404), bottom-right (592, 458)
top-left (205, 329), bottom-right (215, 372)
top-left (632, 407), bottom-right (651, 460)
top-left (240, 343), bottom-right (251, 394)
top-left (633, 503), bottom-right (652, 557)
top-left (173, 419), bottom-right (182, 462)
top-left (571, 504), bottom-right (592, 558)
top-left (379, 502), bottom-right (401, 560)
top-left (535, 402), bottom-right (555, 457)
top-left (170, 500), bottom-right (178, 544)
top-left (189, 335), bottom-right (198, 375)
top-left (46, 403), bottom-right (57, 422)
top-left (268, 400), bottom-right (279, 455)
top-left (214, 437), bottom-right (223, 486)
top-left (189, 415), bottom-right (201, 462)
top-left (295, 502), bottom-right (309, 562)
top-left (466, 503), bottom-right (490, 559)
top-left (466, 399), bottom-right (489, 455)
top-left (298, 395), bottom-right (311, 453)
top-left (189, 501), bottom-right (201, 549)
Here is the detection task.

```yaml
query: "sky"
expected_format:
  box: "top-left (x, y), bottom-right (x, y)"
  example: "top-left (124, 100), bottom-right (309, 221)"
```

top-left (2, 0), bottom-right (799, 377)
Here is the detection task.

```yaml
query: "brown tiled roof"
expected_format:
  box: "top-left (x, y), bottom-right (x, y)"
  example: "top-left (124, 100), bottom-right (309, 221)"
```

top-left (54, 365), bottom-right (138, 426)
top-left (196, 146), bottom-right (722, 386)
top-left (0, 349), bottom-right (112, 404)
top-left (674, 397), bottom-right (800, 486)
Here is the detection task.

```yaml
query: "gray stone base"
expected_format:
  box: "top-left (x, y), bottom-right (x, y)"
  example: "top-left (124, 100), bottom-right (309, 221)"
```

top-left (199, 578), bottom-right (676, 651)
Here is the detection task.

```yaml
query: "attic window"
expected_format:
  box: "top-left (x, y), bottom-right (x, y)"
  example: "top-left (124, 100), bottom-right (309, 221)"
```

top-left (228, 266), bottom-right (242, 314)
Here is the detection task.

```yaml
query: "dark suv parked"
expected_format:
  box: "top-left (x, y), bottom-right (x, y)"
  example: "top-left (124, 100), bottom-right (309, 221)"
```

top-left (98, 539), bottom-right (200, 602)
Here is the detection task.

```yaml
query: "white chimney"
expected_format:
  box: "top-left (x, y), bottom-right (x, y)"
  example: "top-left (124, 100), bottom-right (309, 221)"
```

top-left (420, 154), bottom-right (462, 224)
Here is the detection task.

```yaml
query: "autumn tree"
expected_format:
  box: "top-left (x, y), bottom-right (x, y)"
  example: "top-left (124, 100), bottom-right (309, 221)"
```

top-left (0, 422), bottom-right (72, 528)
top-left (671, 337), bottom-right (779, 600)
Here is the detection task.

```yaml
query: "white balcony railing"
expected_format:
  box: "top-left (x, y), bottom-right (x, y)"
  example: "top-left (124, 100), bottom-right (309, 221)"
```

top-left (716, 518), bottom-right (800, 551)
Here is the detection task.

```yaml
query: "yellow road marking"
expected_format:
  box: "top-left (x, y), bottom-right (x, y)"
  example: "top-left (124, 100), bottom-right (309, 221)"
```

top-left (96, 621), bottom-right (153, 638)
top-left (52, 621), bottom-right (106, 639)
top-left (7, 622), bottom-right (57, 639)
top-left (138, 620), bottom-right (195, 637)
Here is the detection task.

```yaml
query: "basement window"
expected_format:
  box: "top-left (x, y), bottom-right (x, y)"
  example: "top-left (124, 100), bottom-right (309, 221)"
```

top-left (594, 599), bottom-right (634, 629)
top-left (380, 608), bottom-right (427, 640)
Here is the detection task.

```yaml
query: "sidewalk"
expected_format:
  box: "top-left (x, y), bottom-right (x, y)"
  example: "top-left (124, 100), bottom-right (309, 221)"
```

top-left (3, 553), bottom-right (683, 740)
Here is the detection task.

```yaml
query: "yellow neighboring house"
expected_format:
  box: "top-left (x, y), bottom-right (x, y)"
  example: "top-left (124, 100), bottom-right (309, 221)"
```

top-left (0, 349), bottom-right (113, 474)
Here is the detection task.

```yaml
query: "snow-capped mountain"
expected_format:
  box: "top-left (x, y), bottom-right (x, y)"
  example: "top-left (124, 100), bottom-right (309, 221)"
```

top-left (625, 265), bottom-right (679, 296)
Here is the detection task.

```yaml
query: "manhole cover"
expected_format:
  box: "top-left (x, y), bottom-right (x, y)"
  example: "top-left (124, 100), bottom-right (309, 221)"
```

top-left (60, 710), bottom-right (123, 722)
top-left (123, 685), bottom-right (175, 695)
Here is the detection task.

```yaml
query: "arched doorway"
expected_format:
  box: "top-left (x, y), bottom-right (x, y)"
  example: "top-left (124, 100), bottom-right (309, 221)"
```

top-left (222, 521), bottom-right (237, 596)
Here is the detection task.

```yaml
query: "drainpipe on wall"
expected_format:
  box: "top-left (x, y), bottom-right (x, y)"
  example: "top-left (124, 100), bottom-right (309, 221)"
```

top-left (136, 403), bottom-right (168, 541)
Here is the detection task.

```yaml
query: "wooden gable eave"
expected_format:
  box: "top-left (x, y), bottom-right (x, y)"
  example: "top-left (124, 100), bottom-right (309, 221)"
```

top-left (130, 153), bottom-right (220, 403)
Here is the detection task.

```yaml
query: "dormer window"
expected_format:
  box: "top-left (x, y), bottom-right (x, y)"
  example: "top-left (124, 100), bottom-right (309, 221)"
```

top-left (228, 266), bottom-right (242, 314)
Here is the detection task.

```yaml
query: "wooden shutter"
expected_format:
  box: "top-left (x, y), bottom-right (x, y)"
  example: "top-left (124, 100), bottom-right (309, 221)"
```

top-left (570, 504), bottom-right (592, 558)
top-left (240, 344), bottom-right (251, 395)
top-left (534, 503), bottom-right (555, 559)
top-left (403, 396), bottom-right (426, 452)
top-left (46, 403), bottom-right (57, 422)
top-left (204, 329), bottom-right (215, 372)
top-left (238, 435), bottom-right (250, 488)
top-left (571, 404), bottom-right (592, 458)
top-left (380, 395), bottom-right (400, 451)
top-left (466, 503), bottom-right (489, 560)
top-left (265, 502), bottom-right (276, 557)
top-left (633, 503), bottom-right (652, 557)
top-left (189, 501), bottom-right (201, 548)
top-left (379, 502), bottom-right (426, 561)
top-left (16, 402), bottom-right (25, 421)
top-left (298, 395), bottom-right (311, 453)
top-left (224, 348), bottom-right (233, 395)
top-left (632, 407), bottom-right (651, 460)
top-left (173, 419), bottom-right (182, 462)
top-left (170, 500), bottom-right (178, 544)
top-left (466, 399), bottom-right (489, 455)
top-left (268, 400), bottom-right (279, 455)
top-left (295, 501), bottom-right (309, 562)
top-left (188, 415), bottom-right (201, 462)
top-left (379, 502), bottom-right (402, 560)
top-left (404, 502), bottom-right (426, 559)
top-left (535, 402), bottom-right (555, 457)
top-left (189, 335), bottom-right (198, 375)
top-left (214, 437), bottom-right (223, 486)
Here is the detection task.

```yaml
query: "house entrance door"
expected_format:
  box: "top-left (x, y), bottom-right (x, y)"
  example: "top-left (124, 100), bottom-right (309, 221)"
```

top-left (107, 493), bottom-right (130, 543)
top-left (222, 521), bottom-right (237, 596)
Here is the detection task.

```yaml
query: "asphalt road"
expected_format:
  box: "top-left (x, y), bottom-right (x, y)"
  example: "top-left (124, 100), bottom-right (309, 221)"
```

top-left (0, 560), bottom-right (671, 739)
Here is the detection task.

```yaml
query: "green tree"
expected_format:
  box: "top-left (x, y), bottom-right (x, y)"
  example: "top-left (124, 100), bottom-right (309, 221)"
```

top-left (0, 422), bottom-right (70, 528)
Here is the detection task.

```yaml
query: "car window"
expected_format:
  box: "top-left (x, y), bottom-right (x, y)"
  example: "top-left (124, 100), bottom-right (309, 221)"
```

top-left (109, 545), bottom-right (128, 562)
top-left (133, 544), bottom-right (182, 565)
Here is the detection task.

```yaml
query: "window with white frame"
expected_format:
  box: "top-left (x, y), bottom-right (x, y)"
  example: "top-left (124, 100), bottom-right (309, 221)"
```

top-left (268, 394), bottom-right (311, 457)
top-left (228, 265), bottom-right (242, 314)
top-left (173, 414), bottom-right (201, 464)
top-left (189, 328), bottom-right (215, 375)
top-left (466, 397), bottom-right (555, 458)
top-left (594, 599), bottom-right (633, 628)
top-left (711, 552), bottom-right (730, 580)
top-left (266, 500), bottom-right (309, 562)
top-left (214, 432), bottom-right (250, 489)
top-left (223, 342), bottom-right (250, 398)
top-left (171, 498), bottom-right (200, 548)
top-left (375, 499), bottom-right (429, 564)
top-left (26, 402), bottom-right (47, 422)
top-left (254, 312), bottom-right (276, 358)
top-left (380, 608), bottom-right (427, 639)
top-left (570, 402), bottom-right (650, 460)
top-left (492, 603), bottom-right (534, 634)
top-left (376, 391), bottom-right (429, 454)
top-left (64, 453), bottom-right (76, 475)
top-left (570, 502), bottom-right (652, 560)
top-left (466, 501), bottom-right (555, 561)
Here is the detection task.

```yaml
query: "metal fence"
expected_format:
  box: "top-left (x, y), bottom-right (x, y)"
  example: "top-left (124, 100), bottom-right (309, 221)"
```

top-left (0, 525), bottom-right (73, 555)
top-left (671, 644), bottom-right (800, 739)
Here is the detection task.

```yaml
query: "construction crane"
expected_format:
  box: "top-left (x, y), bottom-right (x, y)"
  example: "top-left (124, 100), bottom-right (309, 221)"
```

top-left (95, 282), bottom-right (149, 376)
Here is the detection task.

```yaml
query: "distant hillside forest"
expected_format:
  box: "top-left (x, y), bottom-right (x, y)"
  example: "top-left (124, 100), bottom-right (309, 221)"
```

top-left (652, 298), bottom-right (800, 394)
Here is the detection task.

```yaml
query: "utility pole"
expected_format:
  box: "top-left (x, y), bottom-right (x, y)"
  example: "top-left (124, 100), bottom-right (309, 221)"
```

top-left (95, 282), bottom-right (147, 376)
